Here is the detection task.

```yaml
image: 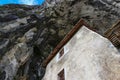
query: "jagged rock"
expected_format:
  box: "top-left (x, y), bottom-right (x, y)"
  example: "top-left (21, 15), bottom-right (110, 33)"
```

top-left (0, 43), bottom-right (33, 80)
top-left (0, 0), bottom-right (120, 80)
top-left (17, 28), bottom-right (37, 43)
top-left (0, 14), bottom-right (19, 22)
top-left (0, 39), bottom-right (9, 57)
top-left (0, 71), bottom-right (6, 80)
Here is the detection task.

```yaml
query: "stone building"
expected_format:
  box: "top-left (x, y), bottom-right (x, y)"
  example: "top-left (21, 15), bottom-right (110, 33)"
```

top-left (42, 19), bottom-right (120, 80)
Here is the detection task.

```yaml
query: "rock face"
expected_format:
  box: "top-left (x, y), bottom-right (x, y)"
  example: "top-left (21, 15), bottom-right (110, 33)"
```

top-left (0, 43), bottom-right (33, 80)
top-left (0, 0), bottom-right (120, 80)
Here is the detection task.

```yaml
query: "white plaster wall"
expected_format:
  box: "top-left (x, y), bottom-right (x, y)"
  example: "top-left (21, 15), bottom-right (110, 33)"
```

top-left (42, 26), bottom-right (120, 80)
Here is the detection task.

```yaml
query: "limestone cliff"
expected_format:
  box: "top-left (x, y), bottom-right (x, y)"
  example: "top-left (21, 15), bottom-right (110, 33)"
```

top-left (0, 0), bottom-right (120, 80)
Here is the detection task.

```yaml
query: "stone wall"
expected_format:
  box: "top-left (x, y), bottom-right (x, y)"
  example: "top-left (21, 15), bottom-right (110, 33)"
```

top-left (42, 26), bottom-right (120, 80)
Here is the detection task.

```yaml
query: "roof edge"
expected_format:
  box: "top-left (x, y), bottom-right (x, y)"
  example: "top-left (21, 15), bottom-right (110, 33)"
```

top-left (42, 19), bottom-right (94, 68)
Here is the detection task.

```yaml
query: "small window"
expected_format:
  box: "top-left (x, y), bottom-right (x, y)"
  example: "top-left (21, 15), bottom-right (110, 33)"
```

top-left (56, 46), bottom-right (69, 61)
top-left (59, 48), bottom-right (64, 58)
top-left (64, 45), bottom-right (69, 54)
top-left (58, 69), bottom-right (65, 80)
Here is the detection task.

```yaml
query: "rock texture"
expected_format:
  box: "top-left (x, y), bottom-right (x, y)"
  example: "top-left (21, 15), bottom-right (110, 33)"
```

top-left (0, 0), bottom-right (120, 80)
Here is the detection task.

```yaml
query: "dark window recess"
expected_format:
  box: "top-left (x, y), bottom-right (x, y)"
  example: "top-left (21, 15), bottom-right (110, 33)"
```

top-left (59, 48), bottom-right (64, 58)
top-left (58, 69), bottom-right (65, 80)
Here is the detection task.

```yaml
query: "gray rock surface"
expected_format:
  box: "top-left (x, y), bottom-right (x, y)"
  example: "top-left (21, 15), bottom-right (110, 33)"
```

top-left (0, 0), bottom-right (120, 80)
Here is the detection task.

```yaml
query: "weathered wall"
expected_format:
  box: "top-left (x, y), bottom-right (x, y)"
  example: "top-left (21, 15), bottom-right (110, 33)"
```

top-left (42, 26), bottom-right (120, 80)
